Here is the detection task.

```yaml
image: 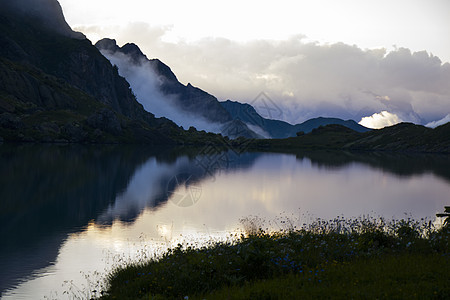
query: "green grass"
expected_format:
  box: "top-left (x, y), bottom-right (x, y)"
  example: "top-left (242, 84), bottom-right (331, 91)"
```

top-left (99, 217), bottom-right (450, 299)
top-left (201, 254), bottom-right (448, 299)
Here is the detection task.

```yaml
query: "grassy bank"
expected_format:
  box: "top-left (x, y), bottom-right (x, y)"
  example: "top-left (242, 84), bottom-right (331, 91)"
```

top-left (100, 217), bottom-right (449, 299)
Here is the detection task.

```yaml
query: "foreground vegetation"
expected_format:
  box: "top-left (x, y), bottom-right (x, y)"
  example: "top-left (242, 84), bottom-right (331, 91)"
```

top-left (100, 216), bottom-right (450, 299)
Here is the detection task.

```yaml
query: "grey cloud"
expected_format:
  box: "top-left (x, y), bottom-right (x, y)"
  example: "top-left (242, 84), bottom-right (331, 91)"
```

top-left (87, 24), bottom-right (450, 125)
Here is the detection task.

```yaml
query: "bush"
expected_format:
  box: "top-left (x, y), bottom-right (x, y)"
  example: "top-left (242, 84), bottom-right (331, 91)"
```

top-left (100, 216), bottom-right (450, 299)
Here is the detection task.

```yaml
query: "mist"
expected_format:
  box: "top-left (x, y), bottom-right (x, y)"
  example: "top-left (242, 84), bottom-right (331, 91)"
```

top-left (100, 50), bottom-right (222, 133)
top-left (81, 23), bottom-right (450, 128)
top-left (426, 114), bottom-right (450, 128)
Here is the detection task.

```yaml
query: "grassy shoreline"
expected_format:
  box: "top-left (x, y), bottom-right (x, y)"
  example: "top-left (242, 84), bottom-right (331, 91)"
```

top-left (100, 217), bottom-right (449, 299)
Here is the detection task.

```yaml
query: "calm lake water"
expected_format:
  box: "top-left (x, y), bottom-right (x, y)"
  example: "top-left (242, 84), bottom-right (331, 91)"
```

top-left (1, 144), bottom-right (449, 299)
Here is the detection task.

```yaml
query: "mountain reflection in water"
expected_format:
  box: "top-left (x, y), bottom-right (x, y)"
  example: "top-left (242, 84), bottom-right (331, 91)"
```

top-left (1, 144), bottom-right (449, 297)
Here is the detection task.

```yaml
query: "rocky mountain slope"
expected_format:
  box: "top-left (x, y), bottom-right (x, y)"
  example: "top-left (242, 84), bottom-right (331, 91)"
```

top-left (95, 38), bottom-right (260, 139)
top-left (1, 0), bottom-right (447, 151)
top-left (0, 0), bottom-right (183, 143)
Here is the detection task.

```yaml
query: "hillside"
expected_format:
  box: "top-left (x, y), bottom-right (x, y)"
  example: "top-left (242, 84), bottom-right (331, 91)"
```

top-left (253, 122), bottom-right (450, 153)
top-left (95, 38), bottom-right (260, 139)
top-left (0, 0), bottom-right (184, 143)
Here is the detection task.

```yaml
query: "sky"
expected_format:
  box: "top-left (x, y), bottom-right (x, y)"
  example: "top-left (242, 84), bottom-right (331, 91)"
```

top-left (58, 0), bottom-right (450, 128)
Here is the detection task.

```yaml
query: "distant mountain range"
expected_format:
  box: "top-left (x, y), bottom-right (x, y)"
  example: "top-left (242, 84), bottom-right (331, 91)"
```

top-left (95, 39), bottom-right (370, 139)
top-left (221, 100), bottom-right (370, 138)
top-left (1, 0), bottom-right (449, 153)
top-left (95, 38), bottom-right (260, 139)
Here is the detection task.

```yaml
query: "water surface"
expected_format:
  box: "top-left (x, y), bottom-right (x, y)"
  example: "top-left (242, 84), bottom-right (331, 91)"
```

top-left (1, 145), bottom-right (448, 298)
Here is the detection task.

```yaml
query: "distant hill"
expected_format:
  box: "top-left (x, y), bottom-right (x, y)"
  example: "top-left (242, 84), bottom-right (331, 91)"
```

top-left (254, 122), bottom-right (450, 153)
top-left (221, 100), bottom-right (370, 138)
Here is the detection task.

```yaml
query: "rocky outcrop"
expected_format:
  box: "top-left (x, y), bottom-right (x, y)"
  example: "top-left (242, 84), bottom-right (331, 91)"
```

top-left (0, 0), bottom-right (182, 143)
top-left (96, 39), bottom-right (232, 123)
top-left (0, 0), bottom-right (85, 39)
top-left (86, 108), bottom-right (122, 135)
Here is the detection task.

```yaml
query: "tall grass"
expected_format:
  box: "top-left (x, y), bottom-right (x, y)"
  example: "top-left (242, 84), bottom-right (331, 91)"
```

top-left (98, 215), bottom-right (449, 299)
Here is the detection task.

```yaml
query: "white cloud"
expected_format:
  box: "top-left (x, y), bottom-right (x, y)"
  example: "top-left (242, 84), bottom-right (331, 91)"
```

top-left (359, 111), bottom-right (403, 129)
top-left (60, 0), bottom-right (450, 64)
top-left (425, 114), bottom-right (450, 128)
top-left (76, 23), bottom-right (450, 125)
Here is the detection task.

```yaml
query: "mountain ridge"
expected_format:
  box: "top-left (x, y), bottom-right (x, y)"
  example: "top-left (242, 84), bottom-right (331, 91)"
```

top-left (253, 122), bottom-right (450, 153)
top-left (221, 99), bottom-right (371, 138)
top-left (1, 0), bottom-right (448, 153)
top-left (95, 38), bottom-right (261, 139)
top-left (95, 39), bottom-right (371, 139)
top-left (0, 0), bottom-right (187, 144)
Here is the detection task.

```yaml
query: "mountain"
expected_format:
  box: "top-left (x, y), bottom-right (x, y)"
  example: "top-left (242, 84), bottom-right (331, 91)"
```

top-left (0, 0), bottom-right (370, 143)
top-left (95, 39), bottom-right (260, 139)
top-left (0, 0), bottom-right (185, 143)
top-left (221, 100), bottom-right (370, 138)
top-left (294, 117), bottom-right (371, 134)
top-left (253, 122), bottom-right (450, 153)
top-left (345, 122), bottom-right (450, 153)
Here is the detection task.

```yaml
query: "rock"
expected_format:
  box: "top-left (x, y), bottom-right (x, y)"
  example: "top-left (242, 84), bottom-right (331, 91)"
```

top-left (95, 39), bottom-right (234, 125)
top-left (95, 38), bottom-right (119, 53)
top-left (92, 128), bottom-right (104, 141)
top-left (0, 112), bottom-right (24, 129)
top-left (0, 0), bottom-right (85, 39)
top-left (0, 98), bottom-right (16, 113)
top-left (86, 108), bottom-right (122, 135)
top-left (62, 123), bottom-right (87, 142)
top-left (37, 122), bottom-right (60, 135)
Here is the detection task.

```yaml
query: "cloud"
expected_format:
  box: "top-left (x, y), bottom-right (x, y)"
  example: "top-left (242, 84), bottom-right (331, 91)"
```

top-left (425, 114), bottom-right (450, 128)
top-left (81, 23), bottom-right (450, 125)
top-left (359, 111), bottom-right (403, 129)
top-left (100, 49), bottom-right (222, 132)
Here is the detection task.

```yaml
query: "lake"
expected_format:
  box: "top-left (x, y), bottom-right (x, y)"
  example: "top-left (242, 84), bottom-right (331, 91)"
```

top-left (1, 144), bottom-right (449, 299)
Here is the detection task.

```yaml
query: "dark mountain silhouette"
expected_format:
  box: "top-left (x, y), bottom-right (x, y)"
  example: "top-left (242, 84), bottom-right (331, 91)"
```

top-left (254, 122), bottom-right (450, 153)
top-left (1, 0), bottom-right (447, 150)
top-left (0, 0), bottom-right (185, 143)
top-left (95, 38), bottom-right (370, 140)
top-left (221, 100), bottom-right (370, 138)
top-left (0, 0), bottom-right (85, 39)
top-left (95, 38), bottom-right (260, 139)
